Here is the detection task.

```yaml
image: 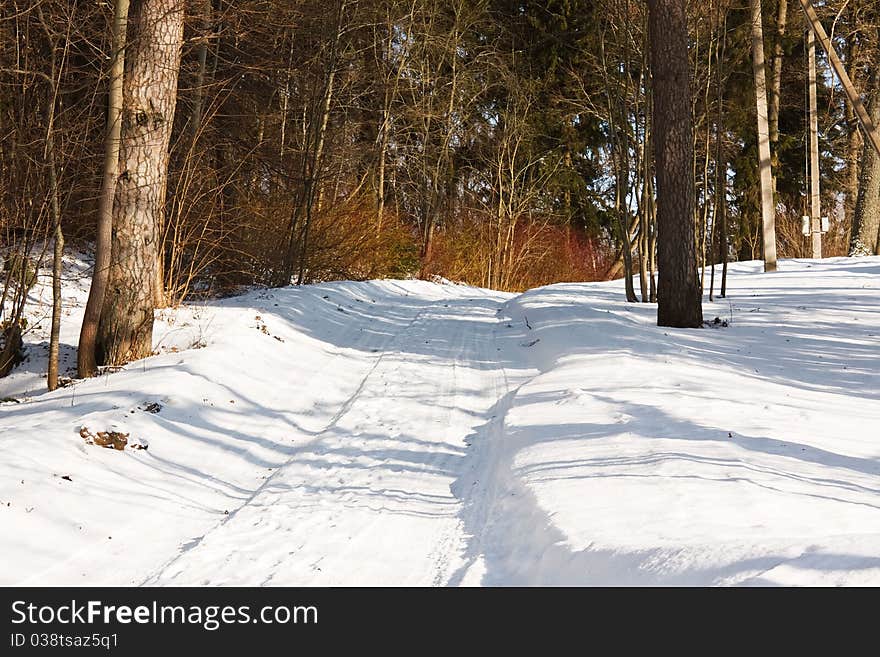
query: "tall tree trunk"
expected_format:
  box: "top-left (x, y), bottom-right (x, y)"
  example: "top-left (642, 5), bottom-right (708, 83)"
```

top-left (619, 213), bottom-right (638, 302)
top-left (47, 131), bottom-right (63, 391)
top-left (709, 0), bottom-right (727, 302)
top-left (750, 0), bottom-right (778, 271)
top-left (843, 4), bottom-right (862, 233)
top-left (638, 124), bottom-right (650, 302)
top-left (647, 171), bottom-right (658, 303)
top-left (77, 0), bottom-right (130, 378)
top-left (768, 0), bottom-right (787, 207)
top-left (768, 0), bottom-right (787, 144)
top-left (720, 161), bottom-right (729, 297)
top-left (639, 222), bottom-right (649, 302)
top-left (807, 27), bottom-right (822, 258)
top-left (377, 104), bottom-right (388, 232)
top-left (718, 4), bottom-right (729, 298)
top-left (37, 6), bottom-right (64, 391)
top-left (851, 67), bottom-right (880, 255)
top-left (97, 0), bottom-right (184, 366)
top-left (647, 0), bottom-right (703, 328)
top-left (296, 49), bottom-right (338, 285)
top-left (190, 0), bottom-right (211, 141)
top-left (376, 10), bottom-right (397, 235)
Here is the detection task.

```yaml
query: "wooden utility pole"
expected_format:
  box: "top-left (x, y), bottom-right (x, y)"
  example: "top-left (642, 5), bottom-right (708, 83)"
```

top-left (750, 0), bottom-right (778, 272)
top-left (807, 28), bottom-right (822, 259)
top-left (798, 0), bottom-right (880, 158)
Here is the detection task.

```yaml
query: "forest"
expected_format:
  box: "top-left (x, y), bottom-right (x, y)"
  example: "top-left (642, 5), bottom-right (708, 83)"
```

top-left (1, 0), bottom-right (880, 593)
top-left (0, 0), bottom-right (879, 387)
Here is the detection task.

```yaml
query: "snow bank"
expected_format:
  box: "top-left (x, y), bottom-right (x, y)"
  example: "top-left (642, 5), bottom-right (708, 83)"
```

top-left (1, 255), bottom-right (878, 586)
top-left (488, 258), bottom-right (880, 585)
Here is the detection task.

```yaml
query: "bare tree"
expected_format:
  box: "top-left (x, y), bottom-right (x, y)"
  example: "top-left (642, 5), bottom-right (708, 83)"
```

top-left (38, 6), bottom-right (66, 391)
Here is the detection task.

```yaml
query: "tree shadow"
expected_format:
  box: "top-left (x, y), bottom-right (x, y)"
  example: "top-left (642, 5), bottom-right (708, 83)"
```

top-left (451, 386), bottom-right (880, 585)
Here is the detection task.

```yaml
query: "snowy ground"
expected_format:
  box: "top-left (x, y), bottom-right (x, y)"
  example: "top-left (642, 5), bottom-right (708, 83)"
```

top-left (1, 255), bottom-right (879, 586)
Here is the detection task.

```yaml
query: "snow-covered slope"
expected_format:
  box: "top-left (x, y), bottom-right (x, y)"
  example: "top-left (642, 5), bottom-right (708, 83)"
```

top-left (1, 256), bottom-right (878, 586)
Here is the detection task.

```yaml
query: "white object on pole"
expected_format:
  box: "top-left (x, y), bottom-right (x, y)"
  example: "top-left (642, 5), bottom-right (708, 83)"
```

top-left (821, 216), bottom-right (829, 233)
top-left (802, 216), bottom-right (811, 236)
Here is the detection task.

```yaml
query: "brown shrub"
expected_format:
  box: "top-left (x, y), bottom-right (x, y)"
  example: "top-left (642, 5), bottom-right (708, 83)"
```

top-left (424, 213), bottom-right (615, 291)
top-left (775, 209), bottom-right (849, 259)
top-left (305, 205), bottom-right (420, 282)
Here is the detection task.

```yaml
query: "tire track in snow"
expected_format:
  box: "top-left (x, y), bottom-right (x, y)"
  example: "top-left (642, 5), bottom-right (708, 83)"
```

top-left (140, 301), bottom-right (433, 585)
top-left (273, 295), bottom-right (510, 585)
top-left (445, 327), bottom-right (521, 586)
top-left (445, 300), bottom-right (578, 586)
top-left (145, 291), bottom-right (516, 585)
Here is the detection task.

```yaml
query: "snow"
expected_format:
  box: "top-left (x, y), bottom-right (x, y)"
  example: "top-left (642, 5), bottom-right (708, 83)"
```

top-left (1, 255), bottom-right (878, 586)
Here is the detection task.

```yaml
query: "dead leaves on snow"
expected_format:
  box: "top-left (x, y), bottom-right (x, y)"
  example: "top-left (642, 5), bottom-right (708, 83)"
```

top-left (79, 426), bottom-right (147, 451)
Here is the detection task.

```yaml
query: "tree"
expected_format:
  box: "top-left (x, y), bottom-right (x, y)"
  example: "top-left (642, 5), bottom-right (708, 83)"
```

top-left (768, 0), bottom-right (787, 213)
top-left (10, 0), bottom-right (880, 351)
top-left (96, 0), bottom-right (184, 366)
top-left (750, 0), bottom-right (778, 272)
top-left (798, 0), bottom-right (880, 254)
top-left (851, 66), bottom-right (880, 255)
top-left (646, 0), bottom-right (703, 328)
top-left (39, 6), bottom-right (65, 391)
top-left (77, 0), bottom-right (130, 378)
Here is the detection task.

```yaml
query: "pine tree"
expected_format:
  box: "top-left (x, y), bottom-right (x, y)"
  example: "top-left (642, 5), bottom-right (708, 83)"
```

top-left (647, 0), bottom-right (703, 328)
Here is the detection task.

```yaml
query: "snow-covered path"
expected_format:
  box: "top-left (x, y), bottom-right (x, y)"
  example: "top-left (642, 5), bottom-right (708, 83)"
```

top-left (2, 257), bottom-right (879, 586)
top-left (144, 293), bottom-right (519, 585)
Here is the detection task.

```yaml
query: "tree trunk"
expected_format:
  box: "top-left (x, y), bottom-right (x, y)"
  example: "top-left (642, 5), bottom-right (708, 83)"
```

top-left (750, 0), bottom-right (778, 272)
top-left (647, 170), bottom-right (658, 302)
top-left (851, 67), bottom-right (880, 255)
top-left (77, 0), bottom-right (130, 378)
top-left (720, 165), bottom-right (729, 297)
top-left (710, 1), bottom-right (727, 302)
top-left (617, 200), bottom-right (638, 302)
top-left (97, 0), bottom-right (184, 366)
top-left (49, 223), bottom-right (64, 390)
top-left (296, 56), bottom-right (338, 286)
top-left (638, 222), bottom-right (649, 302)
top-left (37, 6), bottom-right (64, 392)
top-left (843, 5), bottom-right (862, 233)
top-left (807, 27), bottom-right (822, 259)
top-left (48, 142), bottom-right (63, 391)
top-left (190, 0), bottom-right (211, 141)
top-left (769, 0), bottom-right (787, 144)
top-left (647, 0), bottom-right (703, 328)
top-left (768, 0), bottom-right (787, 209)
top-left (377, 104), bottom-right (388, 232)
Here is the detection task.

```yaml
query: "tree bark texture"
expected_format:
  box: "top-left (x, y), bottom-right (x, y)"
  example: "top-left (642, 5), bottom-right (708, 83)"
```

top-left (97, 0), bottom-right (184, 366)
top-left (750, 0), bottom-right (778, 272)
top-left (851, 67), bottom-right (880, 255)
top-left (647, 0), bottom-right (703, 328)
top-left (78, 0), bottom-right (130, 377)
